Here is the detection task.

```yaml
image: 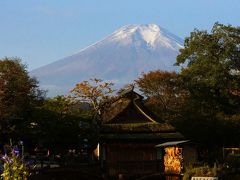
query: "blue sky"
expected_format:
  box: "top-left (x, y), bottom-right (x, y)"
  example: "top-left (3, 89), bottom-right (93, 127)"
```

top-left (0, 0), bottom-right (239, 70)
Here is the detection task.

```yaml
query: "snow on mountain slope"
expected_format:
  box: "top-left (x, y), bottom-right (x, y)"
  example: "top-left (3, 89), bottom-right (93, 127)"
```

top-left (31, 24), bottom-right (183, 96)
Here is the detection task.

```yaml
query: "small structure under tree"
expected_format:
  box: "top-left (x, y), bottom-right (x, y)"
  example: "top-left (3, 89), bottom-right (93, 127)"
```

top-left (156, 140), bottom-right (198, 176)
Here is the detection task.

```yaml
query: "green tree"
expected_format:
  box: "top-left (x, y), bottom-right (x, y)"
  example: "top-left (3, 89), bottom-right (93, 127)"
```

top-left (176, 23), bottom-right (240, 113)
top-left (0, 57), bottom-right (44, 139)
top-left (30, 95), bottom-right (95, 154)
top-left (42, 95), bottom-right (75, 120)
top-left (176, 23), bottom-right (240, 146)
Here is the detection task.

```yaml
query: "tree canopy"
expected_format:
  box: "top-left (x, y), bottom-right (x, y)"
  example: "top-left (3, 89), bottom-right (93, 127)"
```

top-left (70, 78), bottom-right (114, 120)
top-left (136, 23), bottom-right (240, 146)
top-left (30, 95), bottom-right (93, 153)
top-left (176, 23), bottom-right (240, 113)
top-left (0, 57), bottom-right (44, 139)
top-left (135, 70), bottom-right (188, 122)
top-left (176, 23), bottom-right (240, 146)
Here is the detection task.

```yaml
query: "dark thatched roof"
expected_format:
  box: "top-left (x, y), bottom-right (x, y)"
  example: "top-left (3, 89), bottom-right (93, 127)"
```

top-left (102, 89), bottom-right (161, 124)
top-left (100, 89), bottom-right (184, 141)
top-left (102, 97), bottom-right (132, 123)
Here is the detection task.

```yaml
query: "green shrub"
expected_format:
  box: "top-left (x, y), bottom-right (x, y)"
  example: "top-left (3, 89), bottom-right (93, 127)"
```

top-left (1, 150), bottom-right (29, 180)
top-left (183, 165), bottom-right (219, 180)
top-left (225, 154), bottom-right (240, 168)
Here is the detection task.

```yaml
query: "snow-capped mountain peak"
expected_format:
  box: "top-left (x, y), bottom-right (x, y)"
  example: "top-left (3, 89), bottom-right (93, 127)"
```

top-left (31, 24), bottom-right (183, 96)
top-left (110, 24), bottom-right (182, 50)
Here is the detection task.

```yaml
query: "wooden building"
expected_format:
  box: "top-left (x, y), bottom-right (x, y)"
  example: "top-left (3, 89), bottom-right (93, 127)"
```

top-left (99, 88), bottom-right (184, 177)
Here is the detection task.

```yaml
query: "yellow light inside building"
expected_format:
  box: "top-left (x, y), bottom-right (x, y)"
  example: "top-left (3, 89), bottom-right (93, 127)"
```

top-left (164, 147), bottom-right (183, 174)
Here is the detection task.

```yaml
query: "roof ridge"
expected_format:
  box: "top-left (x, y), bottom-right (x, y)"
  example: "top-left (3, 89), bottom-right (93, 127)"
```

top-left (133, 95), bottom-right (157, 123)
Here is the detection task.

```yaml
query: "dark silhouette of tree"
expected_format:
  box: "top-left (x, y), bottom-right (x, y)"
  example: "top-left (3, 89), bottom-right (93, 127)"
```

top-left (0, 57), bottom-right (44, 140)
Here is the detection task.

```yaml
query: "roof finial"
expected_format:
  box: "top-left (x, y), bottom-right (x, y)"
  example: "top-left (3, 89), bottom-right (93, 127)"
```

top-left (129, 84), bottom-right (134, 91)
top-left (118, 83), bottom-right (135, 96)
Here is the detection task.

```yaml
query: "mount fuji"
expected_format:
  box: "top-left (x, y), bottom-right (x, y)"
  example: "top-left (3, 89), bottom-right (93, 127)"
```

top-left (31, 24), bottom-right (183, 96)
